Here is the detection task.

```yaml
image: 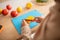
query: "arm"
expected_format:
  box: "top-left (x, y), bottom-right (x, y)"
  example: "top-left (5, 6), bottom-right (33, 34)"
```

top-left (33, 13), bottom-right (51, 40)
top-left (31, 17), bottom-right (44, 34)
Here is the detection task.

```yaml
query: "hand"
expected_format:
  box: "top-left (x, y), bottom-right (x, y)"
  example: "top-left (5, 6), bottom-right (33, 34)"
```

top-left (34, 17), bottom-right (43, 23)
top-left (17, 35), bottom-right (23, 40)
top-left (17, 20), bottom-right (29, 40)
top-left (22, 20), bottom-right (29, 27)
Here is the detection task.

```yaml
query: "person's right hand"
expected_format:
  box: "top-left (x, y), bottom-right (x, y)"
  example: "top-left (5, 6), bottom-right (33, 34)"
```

top-left (34, 17), bottom-right (43, 23)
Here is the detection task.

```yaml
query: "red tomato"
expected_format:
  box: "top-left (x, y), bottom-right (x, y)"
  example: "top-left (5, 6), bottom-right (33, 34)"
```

top-left (11, 11), bottom-right (18, 17)
top-left (6, 5), bottom-right (12, 10)
top-left (2, 9), bottom-right (8, 16)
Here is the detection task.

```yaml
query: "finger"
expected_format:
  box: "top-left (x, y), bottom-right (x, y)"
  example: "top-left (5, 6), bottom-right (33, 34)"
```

top-left (23, 20), bottom-right (28, 25)
top-left (22, 20), bottom-right (25, 26)
top-left (22, 20), bottom-right (29, 26)
top-left (34, 17), bottom-right (43, 23)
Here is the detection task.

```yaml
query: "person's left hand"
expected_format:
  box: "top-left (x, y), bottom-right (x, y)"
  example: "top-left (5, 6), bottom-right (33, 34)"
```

top-left (17, 20), bottom-right (29, 40)
top-left (22, 20), bottom-right (29, 27)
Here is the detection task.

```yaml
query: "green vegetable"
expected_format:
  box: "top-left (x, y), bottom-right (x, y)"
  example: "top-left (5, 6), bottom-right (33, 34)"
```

top-left (36, 0), bottom-right (48, 3)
